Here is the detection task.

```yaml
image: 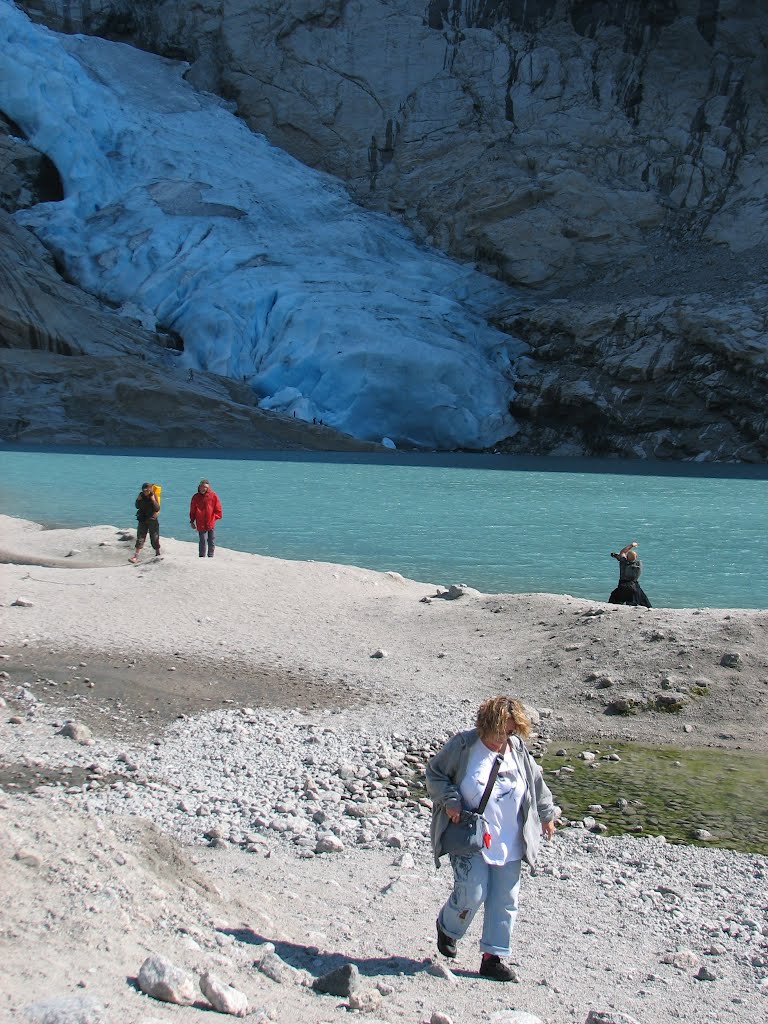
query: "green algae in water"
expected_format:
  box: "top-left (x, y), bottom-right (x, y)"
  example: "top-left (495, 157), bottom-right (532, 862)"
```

top-left (540, 742), bottom-right (768, 855)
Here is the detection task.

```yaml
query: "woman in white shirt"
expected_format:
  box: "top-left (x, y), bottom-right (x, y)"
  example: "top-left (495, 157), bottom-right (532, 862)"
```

top-left (426, 696), bottom-right (557, 982)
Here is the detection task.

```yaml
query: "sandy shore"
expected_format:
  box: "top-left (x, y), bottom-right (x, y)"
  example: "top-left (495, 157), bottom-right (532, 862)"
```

top-left (2, 514), bottom-right (767, 751)
top-left (1, 515), bottom-right (766, 1023)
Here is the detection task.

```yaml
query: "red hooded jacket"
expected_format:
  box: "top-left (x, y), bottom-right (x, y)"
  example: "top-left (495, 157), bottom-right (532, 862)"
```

top-left (189, 489), bottom-right (222, 531)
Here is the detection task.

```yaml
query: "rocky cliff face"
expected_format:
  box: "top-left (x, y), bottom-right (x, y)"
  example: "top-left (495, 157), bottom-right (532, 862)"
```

top-left (9, 0), bottom-right (768, 459)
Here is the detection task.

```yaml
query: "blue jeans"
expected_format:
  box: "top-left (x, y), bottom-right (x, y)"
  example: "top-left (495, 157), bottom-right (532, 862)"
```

top-left (438, 853), bottom-right (522, 956)
top-left (198, 529), bottom-right (215, 557)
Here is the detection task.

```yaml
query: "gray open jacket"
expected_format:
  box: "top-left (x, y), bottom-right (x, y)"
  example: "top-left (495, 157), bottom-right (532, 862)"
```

top-left (425, 728), bottom-right (557, 869)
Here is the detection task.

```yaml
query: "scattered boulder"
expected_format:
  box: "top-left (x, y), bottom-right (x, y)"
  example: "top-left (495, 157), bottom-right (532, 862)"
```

top-left (57, 721), bottom-right (93, 744)
top-left (720, 652), bottom-right (741, 669)
top-left (662, 949), bottom-right (700, 969)
top-left (424, 959), bottom-right (456, 981)
top-left (257, 950), bottom-right (294, 985)
top-left (315, 834), bottom-right (344, 854)
top-left (312, 963), bottom-right (361, 997)
top-left (605, 695), bottom-right (644, 716)
top-left (693, 828), bottom-right (715, 841)
top-left (431, 1013), bottom-right (454, 1024)
top-left (348, 987), bottom-right (382, 1012)
top-left (199, 971), bottom-right (248, 1017)
top-left (695, 965), bottom-right (718, 981)
top-left (11, 597), bottom-right (34, 607)
top-left (137, 954), bottom-right (196, 1004)
top-left (655, 692), bottom-right (689, 712)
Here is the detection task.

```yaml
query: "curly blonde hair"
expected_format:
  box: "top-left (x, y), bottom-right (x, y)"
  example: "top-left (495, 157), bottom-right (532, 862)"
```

top-left (476, 696), bottom-right (531, 741)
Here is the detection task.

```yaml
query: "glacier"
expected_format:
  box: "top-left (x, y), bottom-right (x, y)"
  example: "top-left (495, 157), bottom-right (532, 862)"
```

top-left (0, 1), bottom-right (526, 449)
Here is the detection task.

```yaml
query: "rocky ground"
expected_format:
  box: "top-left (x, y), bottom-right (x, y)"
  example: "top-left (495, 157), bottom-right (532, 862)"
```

top-left (0, 516), bottom-right (767, 1023)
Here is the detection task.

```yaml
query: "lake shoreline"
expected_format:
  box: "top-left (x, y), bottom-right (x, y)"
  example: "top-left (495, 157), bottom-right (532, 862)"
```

top-left (2, 513), bottom-right (767, 755)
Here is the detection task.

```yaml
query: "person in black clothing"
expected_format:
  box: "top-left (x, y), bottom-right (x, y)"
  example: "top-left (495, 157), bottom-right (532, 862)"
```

top-left (608, 540), bottom-right (651, 607)
top-left (130, 483), bottom-right (161, 563)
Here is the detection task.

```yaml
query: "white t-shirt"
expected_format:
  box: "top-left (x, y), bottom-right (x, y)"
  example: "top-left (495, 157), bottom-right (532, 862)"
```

top-left (459, 738), bottom-right (527, 865)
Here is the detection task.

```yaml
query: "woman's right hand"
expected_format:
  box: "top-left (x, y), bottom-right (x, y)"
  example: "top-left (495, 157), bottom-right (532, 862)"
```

top-left (446, 805), bottom-right (462, 823)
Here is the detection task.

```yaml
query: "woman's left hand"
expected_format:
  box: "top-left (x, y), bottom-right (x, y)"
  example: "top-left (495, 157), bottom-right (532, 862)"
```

top-left (541, 820), bottom-right (555, 840)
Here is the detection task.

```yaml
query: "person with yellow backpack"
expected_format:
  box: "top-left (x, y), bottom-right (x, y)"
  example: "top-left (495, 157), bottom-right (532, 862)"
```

top-left (130, 482), bottom-right (161, 563)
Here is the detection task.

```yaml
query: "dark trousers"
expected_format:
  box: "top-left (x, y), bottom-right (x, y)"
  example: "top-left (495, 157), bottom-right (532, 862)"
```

top-left (136, 519), bottom-right (160, 552)
top-left (198, 529), bottom-right (215, 557)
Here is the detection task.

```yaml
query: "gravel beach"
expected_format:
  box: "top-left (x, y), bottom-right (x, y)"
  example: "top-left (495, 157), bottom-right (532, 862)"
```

top-left (1, 515), bottom-right (766, 1024)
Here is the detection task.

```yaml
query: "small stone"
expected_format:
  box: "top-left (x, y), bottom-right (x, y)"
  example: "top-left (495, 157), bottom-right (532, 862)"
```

top-left (720, 652), bottom-right (741, 669)
top-left (584, 1013), bottom-right (642, 1024)
top-left (424, 959), bottom-right (456, 981)
top-left (11, 597), bottom-right (34, 607)
top-left (579, 751), bottom-right (597, 762)
top-left (370, 649), bottom-right (387, 659)
top-left (257, 951), bottom-right (291, 984)
top-left (431, 1013), bottom-right (454, 1024)
top-left (662, 949), bottom-right (699, 969)
top-left (693, 828), bottom-right (714, 841)
top-left (13, 848), bottom-right (43, 868)
top-left (394, 851), bottom-right (415, 869)
top-left (58, 720), bottom-right (93, 744)
top-left (695, 965), bottom-right (717, 981)
top-left (348, 988), bottom-right (382, 1012)
top-left (315, 834), bottom-right (344, 854)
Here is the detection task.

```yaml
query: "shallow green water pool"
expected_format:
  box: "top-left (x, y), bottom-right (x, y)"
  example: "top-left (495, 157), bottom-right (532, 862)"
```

top-left (540, 741), bottom-right (768, 855)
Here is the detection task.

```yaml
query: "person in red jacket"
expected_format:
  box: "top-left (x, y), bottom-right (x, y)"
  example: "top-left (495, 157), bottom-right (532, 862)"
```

top-left (189, 479), bottom-right (222, 558)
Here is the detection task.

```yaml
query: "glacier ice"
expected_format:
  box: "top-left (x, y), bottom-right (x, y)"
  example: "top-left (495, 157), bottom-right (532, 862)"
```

top-left (0, 1), bottom-right (526, 449)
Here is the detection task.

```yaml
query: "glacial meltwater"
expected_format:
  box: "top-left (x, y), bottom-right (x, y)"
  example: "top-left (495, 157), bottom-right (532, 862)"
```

top-left (537, 741), bottom-right (768, 855)
top-left (0, 446), bottom-right (766, 608)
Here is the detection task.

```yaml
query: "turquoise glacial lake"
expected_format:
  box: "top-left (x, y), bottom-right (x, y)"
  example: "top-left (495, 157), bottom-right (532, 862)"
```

top-left (0, 446), bottom-right (765, 609)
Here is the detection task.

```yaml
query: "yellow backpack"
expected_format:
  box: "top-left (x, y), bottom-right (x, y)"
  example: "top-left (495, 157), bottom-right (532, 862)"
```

top-left (150, 484), bottom-right (162, 506)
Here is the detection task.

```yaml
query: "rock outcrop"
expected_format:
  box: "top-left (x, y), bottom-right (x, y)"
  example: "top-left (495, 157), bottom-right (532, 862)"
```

top-left (494, 290), bottom-right (768, 460)
top-left (7, 1), bottom-right (768, 458)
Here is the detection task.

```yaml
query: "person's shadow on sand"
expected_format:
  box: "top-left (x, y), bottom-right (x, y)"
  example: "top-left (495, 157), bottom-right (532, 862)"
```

top-left (220, 926), bottom-right (429, 979)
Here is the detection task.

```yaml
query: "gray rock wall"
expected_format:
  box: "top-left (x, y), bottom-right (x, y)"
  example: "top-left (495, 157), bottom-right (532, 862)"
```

top-left (20, 1), bottom-right (767, 291)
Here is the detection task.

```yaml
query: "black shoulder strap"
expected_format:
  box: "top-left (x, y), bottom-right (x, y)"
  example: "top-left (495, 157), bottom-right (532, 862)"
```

top-left (476, 738), bottom-right (508, 814)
